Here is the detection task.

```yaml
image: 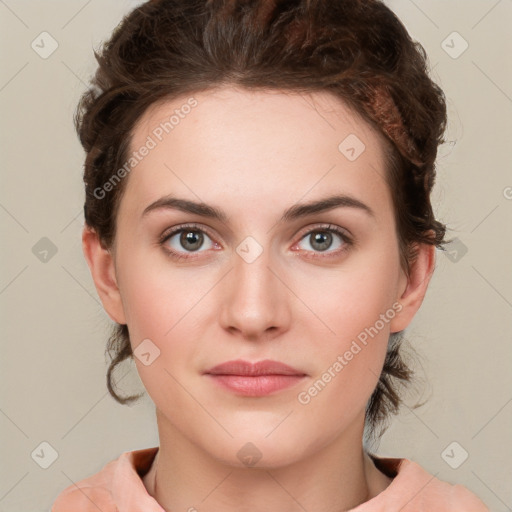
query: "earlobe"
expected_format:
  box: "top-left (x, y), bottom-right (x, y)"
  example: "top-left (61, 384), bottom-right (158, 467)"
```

top-left (82, 226), bottom-right (127, 325)
top-left (390, 242), bottom-right (436, 333)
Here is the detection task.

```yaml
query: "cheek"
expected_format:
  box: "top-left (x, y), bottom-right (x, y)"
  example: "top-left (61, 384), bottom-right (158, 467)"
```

top-left (295, 250), bottom-right (400, 344)
top-left (294, 280), bottom-right (393, 429)
top-left (116, 247), bottom-right (209, 340)
top-left (292, 250), bottom-right (399, 398)
top-left (115, 253), bottom-right (215, 388)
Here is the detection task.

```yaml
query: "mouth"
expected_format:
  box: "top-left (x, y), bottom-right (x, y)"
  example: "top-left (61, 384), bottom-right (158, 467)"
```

top-left (203, 359), bottom-right (307, 397)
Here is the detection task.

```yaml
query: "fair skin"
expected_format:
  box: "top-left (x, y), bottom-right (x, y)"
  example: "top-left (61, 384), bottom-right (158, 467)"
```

top-left (82, 86), bottom-right (435, 512)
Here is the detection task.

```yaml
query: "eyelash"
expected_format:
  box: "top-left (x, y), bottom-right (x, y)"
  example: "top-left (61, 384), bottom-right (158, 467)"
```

top-left (158, 222), bottom-right (354, 262)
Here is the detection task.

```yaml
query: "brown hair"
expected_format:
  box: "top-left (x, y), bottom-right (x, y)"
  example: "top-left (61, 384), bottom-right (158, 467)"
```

top-left (75, 0), bottom-right (449, 445)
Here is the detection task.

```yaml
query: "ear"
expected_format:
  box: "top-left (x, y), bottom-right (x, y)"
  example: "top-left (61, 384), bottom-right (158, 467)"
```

top-left (82, 226), bottom-right (127, 325)
top-left (389, 239), bottom-right (436, 333)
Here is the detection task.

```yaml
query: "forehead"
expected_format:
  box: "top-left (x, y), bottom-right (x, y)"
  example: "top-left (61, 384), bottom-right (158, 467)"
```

top-left (131, 85), bottom-right (384, 154)
top-left (122, 86), bottom-right (391, 220)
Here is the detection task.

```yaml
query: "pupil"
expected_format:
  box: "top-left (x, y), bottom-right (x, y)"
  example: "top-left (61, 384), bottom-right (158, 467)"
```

top-left (312, 231), bottom-right (332, 251)
top-left (181, 230), bottom-right (203, 251)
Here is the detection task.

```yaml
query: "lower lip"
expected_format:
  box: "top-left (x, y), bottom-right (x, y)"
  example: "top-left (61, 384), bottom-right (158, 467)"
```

top-left (205, 374), bottom-right (306, 396)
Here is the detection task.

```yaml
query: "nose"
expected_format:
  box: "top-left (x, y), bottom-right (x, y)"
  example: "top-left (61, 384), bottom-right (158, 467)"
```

top-left (218, 242), bottom-right (291, 342)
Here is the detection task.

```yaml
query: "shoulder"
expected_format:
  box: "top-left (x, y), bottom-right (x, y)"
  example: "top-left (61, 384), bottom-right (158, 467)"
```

top-left (447, 481), bottom-right (490, 511)
top-left (400, 459), bottom-right (489, 511)
top-left (51, 447), bottom-right (160, 512)
top-left (355, 456), bottom-right (490, 511)
top-left (50, 457), bottom-right (120, 512)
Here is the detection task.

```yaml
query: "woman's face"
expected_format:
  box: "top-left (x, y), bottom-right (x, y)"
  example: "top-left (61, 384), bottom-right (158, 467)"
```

top-left (98, 86), bottom-right (423, 466)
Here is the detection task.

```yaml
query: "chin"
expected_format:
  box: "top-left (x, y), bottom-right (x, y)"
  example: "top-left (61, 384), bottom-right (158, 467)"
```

top-left (205, 433), bottom-right (314, 470)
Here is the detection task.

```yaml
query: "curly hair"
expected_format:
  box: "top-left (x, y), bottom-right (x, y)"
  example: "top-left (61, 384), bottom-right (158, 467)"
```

top-left (75, 0), bottom-right (449, 445)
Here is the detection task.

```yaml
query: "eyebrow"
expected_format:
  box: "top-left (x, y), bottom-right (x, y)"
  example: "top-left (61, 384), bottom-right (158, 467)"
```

top-left (141, 193), bottom-right (376, 223)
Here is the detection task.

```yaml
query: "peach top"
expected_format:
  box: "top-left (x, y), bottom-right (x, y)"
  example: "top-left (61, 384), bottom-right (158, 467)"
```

top-left (51, 446), bottom-right (489, 511)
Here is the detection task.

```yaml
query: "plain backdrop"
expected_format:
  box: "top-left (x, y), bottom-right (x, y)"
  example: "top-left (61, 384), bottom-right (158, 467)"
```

top-left (1, 1), bottom-right (511, 511)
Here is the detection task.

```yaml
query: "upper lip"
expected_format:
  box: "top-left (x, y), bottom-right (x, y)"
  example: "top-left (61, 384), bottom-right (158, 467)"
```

top-left (205, 359), bottom-right (306, 376)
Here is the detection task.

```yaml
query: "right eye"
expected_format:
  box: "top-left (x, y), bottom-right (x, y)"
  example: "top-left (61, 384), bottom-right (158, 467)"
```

top-left (159, 223), bottom-right (220, 261)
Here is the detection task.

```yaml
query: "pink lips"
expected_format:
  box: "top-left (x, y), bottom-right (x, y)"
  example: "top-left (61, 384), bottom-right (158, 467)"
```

top-left (204, 359), bottom-right (307, 397)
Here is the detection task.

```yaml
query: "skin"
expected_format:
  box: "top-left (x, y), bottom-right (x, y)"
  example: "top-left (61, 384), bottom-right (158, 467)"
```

top-left (82, 85), bottom-right (435, 512)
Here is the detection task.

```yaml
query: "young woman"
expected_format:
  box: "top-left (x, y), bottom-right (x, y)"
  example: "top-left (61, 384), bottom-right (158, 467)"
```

top-left (52, 0), bottom-right (489, 510)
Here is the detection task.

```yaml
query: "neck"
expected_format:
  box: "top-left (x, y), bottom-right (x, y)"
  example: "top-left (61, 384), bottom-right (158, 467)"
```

top-left (143, 410), bottom-right (393, 512)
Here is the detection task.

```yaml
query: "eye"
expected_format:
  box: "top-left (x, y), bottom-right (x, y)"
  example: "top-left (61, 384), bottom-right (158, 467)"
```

top-left (159, 223), bottom-right (219, 261)
top-left (159, 222), bottom-right (353, 262)
top-left (293, 224), bottom-right (353, 258)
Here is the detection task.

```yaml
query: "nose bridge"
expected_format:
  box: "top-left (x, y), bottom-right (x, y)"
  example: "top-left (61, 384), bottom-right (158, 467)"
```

top-left (219, 235), bottom-right (288, 338)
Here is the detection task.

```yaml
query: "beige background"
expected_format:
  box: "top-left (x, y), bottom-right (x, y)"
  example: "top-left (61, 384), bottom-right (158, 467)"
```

top-left (1, 1), bottom-right (511, 510)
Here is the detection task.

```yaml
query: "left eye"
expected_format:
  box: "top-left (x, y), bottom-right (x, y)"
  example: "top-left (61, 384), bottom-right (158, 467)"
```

top-left (295, 227), bottom-right (349, 254)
